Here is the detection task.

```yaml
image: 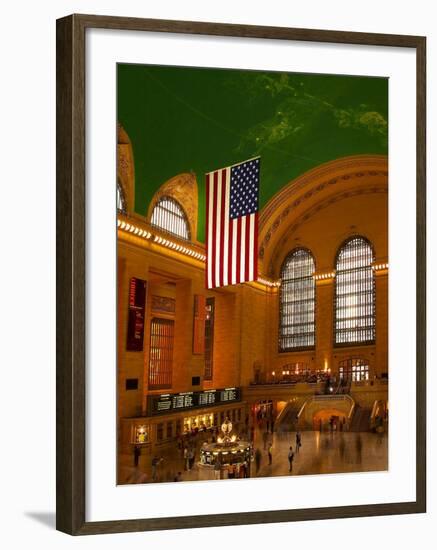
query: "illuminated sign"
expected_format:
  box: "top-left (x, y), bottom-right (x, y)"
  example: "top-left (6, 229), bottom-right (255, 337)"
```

top-left (147, 387), bottom-right (241, 416)
top-left (126, 277), bottom-right (147, 351)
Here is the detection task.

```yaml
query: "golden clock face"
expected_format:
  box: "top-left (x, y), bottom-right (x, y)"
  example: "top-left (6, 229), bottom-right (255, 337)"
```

top-left (221, 419), bottom-right (232, 435)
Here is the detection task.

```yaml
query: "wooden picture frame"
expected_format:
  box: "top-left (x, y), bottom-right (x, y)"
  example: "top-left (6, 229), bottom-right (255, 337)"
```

top-left (56, 13), bottom-right (426, 535)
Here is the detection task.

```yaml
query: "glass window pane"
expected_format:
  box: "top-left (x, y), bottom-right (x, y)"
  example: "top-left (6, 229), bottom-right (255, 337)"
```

top-left (335, 237), bottom-right (375, 345)
top-left (150, 196), bottom-right (190, 240)
top-left (148, 318), bottom-right (174, 389)
top-left (204, 298), bottom-right (215, 380)
top-left (279, 249), bottom-right (315, 351)
top-left (117, 182), bottom-right (127, 214)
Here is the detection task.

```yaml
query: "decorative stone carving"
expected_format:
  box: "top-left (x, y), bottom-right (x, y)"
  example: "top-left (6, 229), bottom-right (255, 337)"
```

top-left (117, 123), bottom-right (135, 212)
top-left (257, 156), bottom-right (388, 271)
top-left (269, 186), bottom-right (387, 277)
top-left (151, 295), bottom-right (176, 314)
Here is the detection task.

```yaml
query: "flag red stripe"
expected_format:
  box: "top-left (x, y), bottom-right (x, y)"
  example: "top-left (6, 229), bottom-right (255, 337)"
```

top-left (245, 215), bottom-right (251, 281)
top-left (236, 217), bottom-right (242, 284)
top-left (254, 213), bottom-right (259, 280)
top-left (205, 174), bottom-right (210, 288)
top-left (219, 169), bottom-right (227, 287)
top-left (228, 216), bottom-right (234, 285)
top-left (211, 172), bottom-right (218, 288)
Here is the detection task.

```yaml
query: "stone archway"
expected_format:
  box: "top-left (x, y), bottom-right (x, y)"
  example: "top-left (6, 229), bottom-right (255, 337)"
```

top-left (257, 155), bottom-right (388, 277)
top-left (298, 395), bottom-right (354, 430)
top-left (312, 408), bottom-right (347, 431)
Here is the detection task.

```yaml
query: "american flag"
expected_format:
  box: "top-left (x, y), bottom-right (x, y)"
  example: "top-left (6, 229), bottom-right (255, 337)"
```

top-left (205, 157), bottom-right (260, 289)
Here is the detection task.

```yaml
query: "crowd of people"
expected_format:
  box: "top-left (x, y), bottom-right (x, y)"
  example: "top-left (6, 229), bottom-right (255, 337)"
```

top-left (128, 404), bottom-right (384, 483)
top-left (253, 425), bottom-right (302, 475)
top-left (253, 370), bottom-right (334, 386)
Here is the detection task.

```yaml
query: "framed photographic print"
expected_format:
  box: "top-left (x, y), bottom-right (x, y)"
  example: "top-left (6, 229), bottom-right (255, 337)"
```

top-left (56, 14), bottom-right (426, 535)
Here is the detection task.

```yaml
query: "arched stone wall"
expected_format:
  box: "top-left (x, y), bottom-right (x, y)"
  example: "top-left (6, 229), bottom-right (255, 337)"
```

top-left (117, 123), bottom-right (135, 212)
top-left (258, 155), bottom-right (388, 278)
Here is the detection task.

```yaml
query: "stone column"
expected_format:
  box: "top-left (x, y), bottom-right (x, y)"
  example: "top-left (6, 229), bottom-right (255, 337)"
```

top-left (374, 268), bottom-right (389, 377)
top-left (315, 273), bottom-right (335, 373)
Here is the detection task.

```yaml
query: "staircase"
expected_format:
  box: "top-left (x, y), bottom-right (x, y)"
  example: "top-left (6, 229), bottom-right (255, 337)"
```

top-left (349, 404), bottom-right (371, 432)
top-left (275, 404), bottom-right (301, 432)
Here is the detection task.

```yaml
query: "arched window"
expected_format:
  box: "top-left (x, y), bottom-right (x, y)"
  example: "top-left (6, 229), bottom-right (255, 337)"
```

top-left (150, 196), bottom-right (190, 240)
top-left (117, 182), bottom-right (127, 214)
top-left (279, 248), bottom-right (315, 351)
top-left (334, 236), bottom-right (375, 345)
top-left (280, 362), bottom-right (309, 382)
top-left (339, 357), bottom-right (370, 382)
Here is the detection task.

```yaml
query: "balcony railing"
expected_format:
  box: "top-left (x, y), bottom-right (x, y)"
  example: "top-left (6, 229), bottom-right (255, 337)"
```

top-left (248, 376), bottom-right (388, 392)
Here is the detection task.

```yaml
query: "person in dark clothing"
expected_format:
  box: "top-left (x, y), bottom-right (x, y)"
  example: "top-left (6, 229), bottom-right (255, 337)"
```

top-left (133, 445), bottom-right (141, 467)
top-left (295, 431), bottom-right (302, 453)
top-left (151, 456), bottom-right (160, 481)
top-left (356, 435), bottom-right (363, 464)
top-left (255, 448), bottom-right (262, 474)
top-left (268, 443), bottom-right (273, 465)
top-left (288, 446), bottom-right (295, 472)
top-left (188, 448), bottom-right (195, 471)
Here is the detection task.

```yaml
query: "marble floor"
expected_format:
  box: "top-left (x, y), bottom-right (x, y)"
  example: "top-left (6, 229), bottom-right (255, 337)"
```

top-left (118, 428), bottom-right (388, 485)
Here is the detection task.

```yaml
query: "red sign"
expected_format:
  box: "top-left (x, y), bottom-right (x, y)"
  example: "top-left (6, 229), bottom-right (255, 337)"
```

top-left (126, 277), bottom-right (147, 351)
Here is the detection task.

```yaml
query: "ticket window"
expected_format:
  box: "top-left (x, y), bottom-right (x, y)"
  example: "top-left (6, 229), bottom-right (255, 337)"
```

top-left (183, 413), bottom-right (214, 433)
top-left (199, 413), bottom-right (213, 430)
top-left (166, 422), bottom-right (173, 439)
top-left (133, 425), bottom-right (150, 444)
top-left (206, 413), bottom-right (213, 428)
top-left (183, 416), bottom-right (198, 433)
top-left (157, 423), bottom-right (164, 441)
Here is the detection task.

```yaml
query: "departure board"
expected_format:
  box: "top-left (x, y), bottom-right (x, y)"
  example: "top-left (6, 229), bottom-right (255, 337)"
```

top-left (147, 387), bottom-right (241, 416)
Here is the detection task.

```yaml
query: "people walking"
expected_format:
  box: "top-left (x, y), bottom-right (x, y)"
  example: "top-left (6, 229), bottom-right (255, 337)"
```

top-left (151, 455), bottom-right (159, 481)
top-left (268, 443), bottom-right (273, 465)
top-left (288, 446), bottom-right (295, 473)
top-left (296, 431), bottom-right (302, 453)
top-left (188, 447), bottom-right (195, 471)
top-left (183, 446), bottom-right (189, 470)
top-left (214, 460), bottom-right (221, 480)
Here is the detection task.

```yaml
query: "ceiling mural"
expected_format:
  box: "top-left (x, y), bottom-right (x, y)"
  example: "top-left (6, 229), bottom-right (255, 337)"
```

top-left (117, 64), bottom-right (388, 242)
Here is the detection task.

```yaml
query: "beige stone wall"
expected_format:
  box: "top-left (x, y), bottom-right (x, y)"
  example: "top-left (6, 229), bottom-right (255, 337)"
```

top-left (117, 246), bottom-right (150, 420)
top-left (117, 155), bottom-right (388, 451)
top-left (207, 289), bottom-right (240, 389)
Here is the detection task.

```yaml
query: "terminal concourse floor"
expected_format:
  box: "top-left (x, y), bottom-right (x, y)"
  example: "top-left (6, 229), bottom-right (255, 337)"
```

top-left (118, 427), bottom-right (388, 485)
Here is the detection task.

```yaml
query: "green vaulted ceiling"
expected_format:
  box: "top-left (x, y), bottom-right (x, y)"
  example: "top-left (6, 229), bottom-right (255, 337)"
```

top-left (117, 64), bottom-right (388, 243)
